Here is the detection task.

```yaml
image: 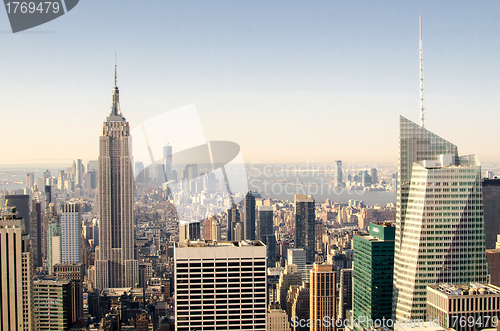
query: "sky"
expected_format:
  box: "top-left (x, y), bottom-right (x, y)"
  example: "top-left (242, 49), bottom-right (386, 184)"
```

top-left (0, 1), bottom-right (499, 166)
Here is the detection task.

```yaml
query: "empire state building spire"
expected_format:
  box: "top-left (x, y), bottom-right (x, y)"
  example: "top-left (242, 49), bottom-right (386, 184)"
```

top-left (109, 54), bottom-right (123, 120)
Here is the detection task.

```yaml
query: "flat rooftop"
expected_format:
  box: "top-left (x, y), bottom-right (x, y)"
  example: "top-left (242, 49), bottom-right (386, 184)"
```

top-left (429, 283), bottom-right (500, 296)
top-left (176, 240), bottom-right (265, 248)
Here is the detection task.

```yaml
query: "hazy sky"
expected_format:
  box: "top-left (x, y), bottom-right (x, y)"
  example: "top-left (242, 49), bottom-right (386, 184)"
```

top-left (0, 1), bottom-right (499, 166)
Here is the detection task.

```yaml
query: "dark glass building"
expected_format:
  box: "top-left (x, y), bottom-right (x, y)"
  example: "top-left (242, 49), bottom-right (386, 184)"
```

top-left (353, 222), bottom-right (395, 330)
top-left (294, 194), bottom-right (315, 264)
top-left (243, 191), bottom-right (256, 240)
top-left (257, 206), bottom-right (276, 267)
top-left (483, 178), bottom-right (500, 249)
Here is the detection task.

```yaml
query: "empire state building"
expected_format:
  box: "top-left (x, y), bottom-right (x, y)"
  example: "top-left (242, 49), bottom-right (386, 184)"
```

top-left (95, 64), bottom-right (138, 289)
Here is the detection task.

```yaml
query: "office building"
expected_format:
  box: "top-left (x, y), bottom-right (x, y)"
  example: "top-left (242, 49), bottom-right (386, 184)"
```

top-left (335, 161), bottom-right (343, 187)
top-left (53, 263), bottom-right (84, 324)
top-left (0, 207), bottom-right (33, 331)
top-left (352, 222), bottom-right (395, 329)
top-left (95, 65), bottom-right (138, 289)
top-left (427, 283), bottom-right (500, 331)
top-left (288, 248), bottom-right (311, 282)
top-left (258, 206), bottom-right (276, 267)
top-left (486, 248), bottom-right (500, 287)
top-left (277, 264), bottom-right (303, 311)
top-left (61, 203), bottom-right (82, 264)
top-left (4, 194), bottom-right (30, 235)
top-left (163, 145), bottom-right (173, 180)
top-left (337, 268), bottom-right (353, 321)
top-left (244, 191), bottom-right (256, 240)
top-left (174, 240), bottom-right (267, 330)
top-left (267, 303), bottom-right (292, 331)
top-left (30, 199), bottom-right (42, 268)
top-left (227, 205), bottom-right (240, 241)
top-left (393, 116), bottom-right (488, 321)
top-left (76, 158), bottom-right (83, 188)
top-left (46, 213), bottom-right (61, 275)
top-left (135, 161), bottom-right (145, 183)
top-left (290, 283), bottom-right (310, 331)
top-left (179, 220), bottom-right (201, 242)
top-left (310, 264), bottom-right (336, 331)
top-left (370, 168), bottom-right (378, 184)
top-left (203, 217), bottom-right (221, 241)
top-left (33, 279), bottom-right (72, 331)
top-left (26, 172), bottom-right (35, 194)
top-left (294, 194), bottom-right (315, 263)
top-left (483, 178), bottom-right (500, 249)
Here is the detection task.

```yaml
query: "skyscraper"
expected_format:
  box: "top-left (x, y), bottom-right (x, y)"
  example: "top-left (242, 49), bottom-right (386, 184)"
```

top-left (370, 168), bottom-right (378, 184)
top-left (257, 206), bottom-right (276, 266)
top-left (335, 161), bottom-right (343, 187)
top-left (0, 207), bottom-right (33, 331)
top-left (163, 144), bottom-right (172, 180)
top-left (4, 194), bottom-right (30, 235)
top-left (30, 199), bottom-right (42, 268)
top-left (294, 194), bottom-right (315, 264)
top-left (76, 158), bottom-right (83, 188)
top-left (33, 279), bottom-right (72, 331)
top-left (61, 203), bottom-right (82, 264)
top-left (352, 222), bottom-right (395, 329)
top-left (44, 185), bottom-right (51, 211)
top-left (244, 191), bottom-right (257, 240)
top-left (47, 218), bottom-right (61, 275)
top-left (174, 240), bottom-right (267, 331)
top-left (393, 116), bottom-right (488, 320)
top-left (309, 264), bottom-right (336, 331)
top-left (227, 205), bottom-right (240, 241)
top-left (482, 178), bottom-right (500, 249)
top-left (95, 63), bottom-right (138, 289)
top-left (26, 172), bottom-right (35, 195)
top-left (53, 263), bottom-right (84, 324)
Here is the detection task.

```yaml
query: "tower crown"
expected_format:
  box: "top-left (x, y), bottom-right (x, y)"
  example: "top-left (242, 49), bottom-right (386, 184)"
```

top-left (107, 55), bottom-right (126, 122)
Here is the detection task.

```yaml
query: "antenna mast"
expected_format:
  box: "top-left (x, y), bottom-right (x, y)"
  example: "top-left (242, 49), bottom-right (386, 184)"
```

top-left (419, 15), bottom-right (425, 128)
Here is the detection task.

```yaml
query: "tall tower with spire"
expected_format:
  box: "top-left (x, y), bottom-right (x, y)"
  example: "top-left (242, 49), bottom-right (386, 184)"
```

top-left (95, 60), bottom-right (138, 289)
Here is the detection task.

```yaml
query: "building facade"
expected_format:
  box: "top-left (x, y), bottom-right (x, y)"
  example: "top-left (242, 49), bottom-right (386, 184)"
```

top-left (294, 194), bottom-right (315, 264)
top-left (310, 264), bottom-right (336, 331)
top-left (352, 222), bottom-right (395, 329)
top-left (427, 283), bottom-right (500, 331)
top-left (244, 191), bottom-right (256, 240)
top-left (393, 116), bottom-right (488, 320)
top-left (258, 205), bottom-right (276, 267)
top-left (61, 203), bottom-right (81, 264)
top-left (33, 279), bottom-right (72, 331)
top-left (174, 240), bottom-right (267, 330)
top-left (482, 178), bottom-right (500, 249)
top-left (0, 207), bottom-right (33, 331)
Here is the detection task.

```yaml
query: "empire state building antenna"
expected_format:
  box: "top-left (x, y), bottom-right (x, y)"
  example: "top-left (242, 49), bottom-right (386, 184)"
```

top-left (419, 15), bottom-right (425, 128)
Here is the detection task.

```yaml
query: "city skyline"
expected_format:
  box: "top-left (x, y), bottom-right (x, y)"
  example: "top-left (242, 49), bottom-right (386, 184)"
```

top-left (1, 1), bottom-right (499, 165)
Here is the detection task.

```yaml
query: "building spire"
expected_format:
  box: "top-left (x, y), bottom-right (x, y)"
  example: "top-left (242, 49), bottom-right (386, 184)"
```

top-left (111, 53), bottom-right (120, 116)
top-left (114, 52), bottom-right (117, 88)
top-left (419, 15), bottom-right (425, 128)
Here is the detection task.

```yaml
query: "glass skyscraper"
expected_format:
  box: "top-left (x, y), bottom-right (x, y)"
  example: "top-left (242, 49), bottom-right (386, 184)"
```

top-left (294, 194), bottom-right (315, 264)
top-left (393, 116), bottom-right (488, 320)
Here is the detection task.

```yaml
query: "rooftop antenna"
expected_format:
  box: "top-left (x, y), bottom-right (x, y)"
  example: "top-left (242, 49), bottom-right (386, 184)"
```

top-left (114, 52), bottom-right (117, 87)
top-left (419, 15), bottom-right (425, 128)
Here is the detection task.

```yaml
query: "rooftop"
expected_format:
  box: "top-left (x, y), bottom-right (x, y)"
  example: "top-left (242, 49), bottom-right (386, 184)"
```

top-left (176, 240), bottom-right (265, 248)
top-left (429, 283), bottom-right (500, 296)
